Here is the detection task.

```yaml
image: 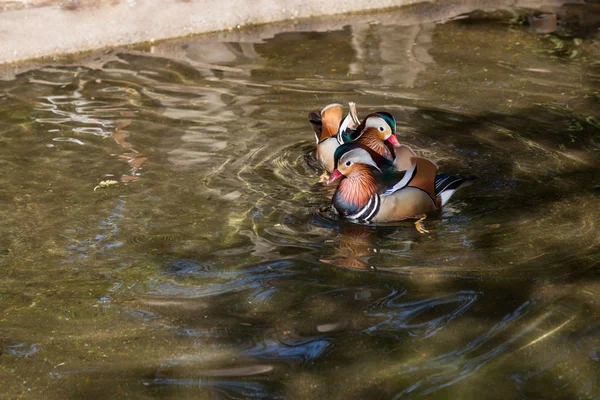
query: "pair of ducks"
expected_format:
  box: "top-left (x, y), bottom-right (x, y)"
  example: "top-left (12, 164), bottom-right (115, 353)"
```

top-left (308, 102), bottom-right (474, 231)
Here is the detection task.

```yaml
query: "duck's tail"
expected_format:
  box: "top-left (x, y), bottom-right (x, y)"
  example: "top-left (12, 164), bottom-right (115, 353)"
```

top-left (434, 174), bottom-right (476, 207)
top-left (308, 110), bottom-right (323, 139)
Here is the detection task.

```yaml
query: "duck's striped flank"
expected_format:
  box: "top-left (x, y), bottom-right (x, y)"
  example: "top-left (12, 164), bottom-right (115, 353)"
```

top-left (347, 194), bottom-right (380, 222)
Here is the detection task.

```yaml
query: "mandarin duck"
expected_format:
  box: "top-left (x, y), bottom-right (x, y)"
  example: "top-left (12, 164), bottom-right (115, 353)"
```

top-left (309, 104), bottom-right (415, 173)
top-left (327, 144), bottom-right (474, 231)
top-left (308, 103), bottom-right (360, 173)
top-left (338, 111), bottom-right (417, 171)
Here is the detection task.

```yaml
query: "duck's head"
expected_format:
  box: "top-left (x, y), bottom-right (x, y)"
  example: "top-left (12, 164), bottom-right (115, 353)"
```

top-left (327, 144), bottom-right (382, 184)
top-left (343, 112), bottom-right (399, 146)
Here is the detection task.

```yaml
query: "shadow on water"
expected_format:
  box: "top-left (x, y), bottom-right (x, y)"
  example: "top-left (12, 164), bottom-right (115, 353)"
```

top-left (0, 2), bottom-right (599, 399)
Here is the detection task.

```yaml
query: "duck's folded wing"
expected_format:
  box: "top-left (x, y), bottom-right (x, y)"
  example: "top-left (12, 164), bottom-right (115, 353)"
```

top-left (309, 103), bottom-right (343, 142)
top-left (320, 104), bottom-right (343, 140)
top-left (383, 156), bottom-right (438, 200)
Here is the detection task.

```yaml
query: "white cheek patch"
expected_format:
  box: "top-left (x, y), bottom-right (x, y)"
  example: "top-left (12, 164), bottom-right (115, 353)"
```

top-left (364, 117), bottom-right (386, 131)
top-left (339, 148), bottom-right (381, 172)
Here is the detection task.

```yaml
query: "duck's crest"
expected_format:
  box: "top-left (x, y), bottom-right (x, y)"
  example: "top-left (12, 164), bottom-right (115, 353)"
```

top-left (377, 112), bottom-right (396, 133)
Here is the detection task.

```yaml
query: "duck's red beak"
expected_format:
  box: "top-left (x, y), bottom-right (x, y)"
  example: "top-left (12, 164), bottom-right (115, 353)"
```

top-left (326, 169), bottom-right (343, 185)
top-left (387, 134), bottom-right (400, 147)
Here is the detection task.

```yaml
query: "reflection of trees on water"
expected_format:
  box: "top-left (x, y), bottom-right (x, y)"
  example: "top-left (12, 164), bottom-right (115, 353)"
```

top-left (349, 22), bottom-right (435, 87)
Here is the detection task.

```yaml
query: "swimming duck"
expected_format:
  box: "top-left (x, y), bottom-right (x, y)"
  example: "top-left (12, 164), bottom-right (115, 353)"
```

top-left (327, 144), bottom-right (474, 230)
top-left (338, 111), bottom-right (417, 171)
top-left (310, 104), bottom-right (417, 174)
top-left (309, 103), bottom-right (360, 173)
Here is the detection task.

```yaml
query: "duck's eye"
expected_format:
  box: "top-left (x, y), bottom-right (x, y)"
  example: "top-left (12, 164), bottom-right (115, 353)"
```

top-left (345, 161), bottom-right (352, 167)
top-left (379, 126), bottom-right (385, 132)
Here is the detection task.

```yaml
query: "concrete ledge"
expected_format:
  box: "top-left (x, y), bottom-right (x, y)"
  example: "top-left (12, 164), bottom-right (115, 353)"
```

top-left (0, 0), bottom-right (583, 67)
top-left (0, 0), bottom-right (429, 64)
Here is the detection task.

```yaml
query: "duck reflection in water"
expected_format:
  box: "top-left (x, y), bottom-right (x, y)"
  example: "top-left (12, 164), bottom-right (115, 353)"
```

top-left (316, 215), bottom-right (423, 270)
top-left (320, 223), bottom-right (375, 270)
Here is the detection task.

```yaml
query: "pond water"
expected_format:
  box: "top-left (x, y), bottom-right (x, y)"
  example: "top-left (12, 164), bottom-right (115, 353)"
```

top-left (0, 2), bottom-right (599, 399)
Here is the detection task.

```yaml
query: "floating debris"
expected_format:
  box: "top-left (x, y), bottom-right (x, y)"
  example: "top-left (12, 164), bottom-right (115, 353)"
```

top-left (52, 137), bottom-right (85, 145)
top-left (93, 180), bottom-right (119, 191)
